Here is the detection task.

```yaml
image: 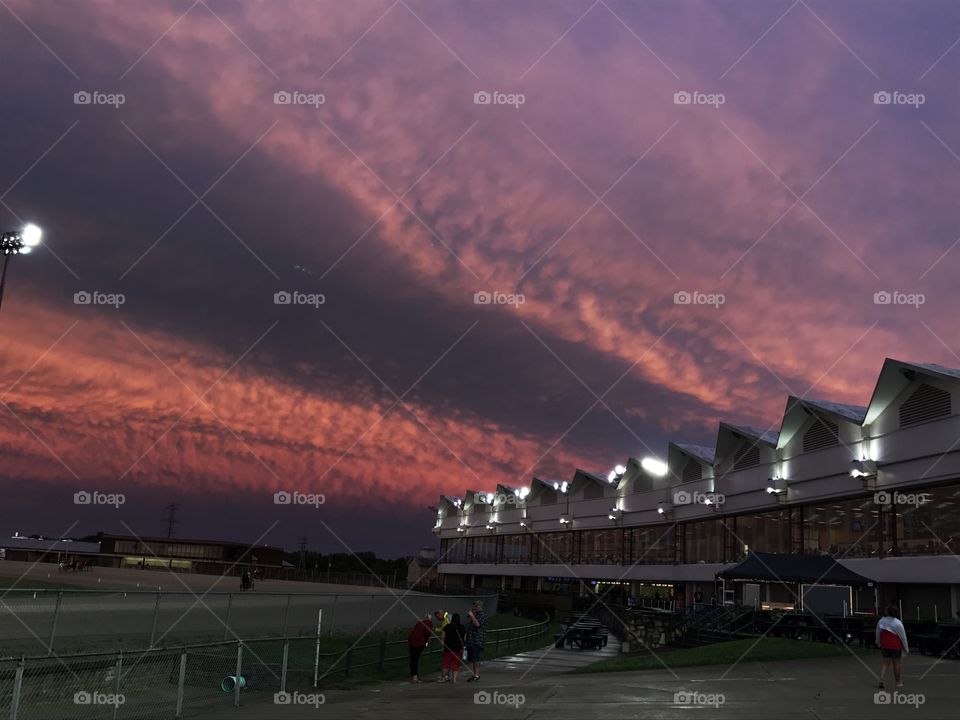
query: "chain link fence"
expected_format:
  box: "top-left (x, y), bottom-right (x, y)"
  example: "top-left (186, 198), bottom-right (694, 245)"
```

top-left (0, 616), bottom-right (551, 719)
top-left (0, 590), bottom-right (498, 657)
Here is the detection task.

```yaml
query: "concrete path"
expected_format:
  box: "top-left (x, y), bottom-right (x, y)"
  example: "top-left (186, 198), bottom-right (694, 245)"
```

top-left (199, 651), bottom-right (960, 720)
top-left (484, 637), bottom-right (621, 677)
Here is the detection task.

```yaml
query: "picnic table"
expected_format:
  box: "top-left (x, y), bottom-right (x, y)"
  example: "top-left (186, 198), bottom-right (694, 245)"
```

top-left (554, 614), bottom-right (609, 650)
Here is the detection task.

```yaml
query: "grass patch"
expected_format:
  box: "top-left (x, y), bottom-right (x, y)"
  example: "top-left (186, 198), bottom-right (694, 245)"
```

top-left (575, 637), bottom-right (870, 674)
top-left (0, 576), bottom-right (89, 590)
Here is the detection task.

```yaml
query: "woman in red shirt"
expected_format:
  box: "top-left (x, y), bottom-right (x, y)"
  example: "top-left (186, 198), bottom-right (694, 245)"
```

top-left (408, 615), bottom-right (433, 683)
top-left (876, 605), bottom-right (909, 690)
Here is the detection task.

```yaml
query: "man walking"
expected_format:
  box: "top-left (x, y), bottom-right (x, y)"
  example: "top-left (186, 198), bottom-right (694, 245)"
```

top-left (465, 600), bottom-right (487, 682)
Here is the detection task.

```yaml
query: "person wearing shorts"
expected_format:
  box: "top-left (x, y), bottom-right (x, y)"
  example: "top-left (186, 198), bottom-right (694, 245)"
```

top-left (465, 600), bottom-right (488, 682)
top-left (876, 605), bottom-right (909, 690)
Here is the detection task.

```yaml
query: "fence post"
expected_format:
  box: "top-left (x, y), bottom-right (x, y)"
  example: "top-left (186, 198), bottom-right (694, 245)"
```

top-left (366, 595), bottom-right (375, 626)
top-left (9, 659), bottom-right (23, 720)
top-left (234, 642), bottom-right (243, 708)
top-left (112, 653), bottom-right (122, 720)
top-left (328, 595), bottom-right (338, 636)
top-left (175, 651), bottom-right (187, 719)
top-left (378, 638), bottom-right (386, 672)
top-left (281, 594), bottom-right (292, 636)
top-left (149, 591), bottom-right (162, 647)
top-left (223, 593), bottom-right (234, 641)
top-left (280, 640), bottom-right (289, 694)
top-left (344, 647), bottom-right (353, 677)
top-left (47, 591), bottom-right (63, 655)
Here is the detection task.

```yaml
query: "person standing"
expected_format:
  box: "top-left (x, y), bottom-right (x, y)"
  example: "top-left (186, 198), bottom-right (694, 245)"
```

top-left (439, 613), bottom-right (466, 683)
top-left (877, 605), bottom-right (909, 690)
top-left (465, 600), bottom-right (488, 682)
top-left (407, 614), bottom-right (433, 683)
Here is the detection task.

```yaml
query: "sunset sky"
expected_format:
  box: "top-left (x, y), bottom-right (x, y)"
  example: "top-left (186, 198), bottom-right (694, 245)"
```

top-left (1, 0), bottom-right (958, 555)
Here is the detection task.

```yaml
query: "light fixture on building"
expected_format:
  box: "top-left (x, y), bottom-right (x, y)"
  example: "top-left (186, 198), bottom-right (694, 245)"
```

top-left (656, 501), bottom-right (673, 520)
top-left (485, 522), bottom-right (497, 533)
top-left (851, 458), bottom-right (878, 489)
top-left (519, 519), bottom-right (533, 530)
top-left (766, 476), bottom-right (788, 503)
top-left (515, 487), bottom-right (530, 500)
top-left (608, 507), bottom-right (623, 522)
top-left (553, 481), bottom-right (569, 493)
top-left (607, 464), bottom-right (627, 483)
top-left (641, 457), bottom-right (669, 477)
top-left (559, 513), bottom-right (572, 525)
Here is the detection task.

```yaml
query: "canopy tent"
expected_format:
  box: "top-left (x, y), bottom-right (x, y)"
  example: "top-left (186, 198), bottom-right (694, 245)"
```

top-left (718, 552), bottom-right (872, 587)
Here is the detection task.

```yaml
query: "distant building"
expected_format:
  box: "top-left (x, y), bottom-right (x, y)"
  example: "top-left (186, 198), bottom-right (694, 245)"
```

top-left (97, 534), bottom-right (285, 575)
top-left (406, 547), bottom-right (438, 588)
top-left (0, 532), bottom-right (285, 577)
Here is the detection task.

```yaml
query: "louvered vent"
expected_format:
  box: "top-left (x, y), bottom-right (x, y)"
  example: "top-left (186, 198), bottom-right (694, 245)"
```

top-left (682, 460), bottom-right (702, 483)
top-left (900, 383), bottom-right (952, 427)
top-left (583, 482), bottom-right (603, 500)
top-left (803, 417), bottom-right (840, 452)
top-left (733, 444), bottom-right (760, 470)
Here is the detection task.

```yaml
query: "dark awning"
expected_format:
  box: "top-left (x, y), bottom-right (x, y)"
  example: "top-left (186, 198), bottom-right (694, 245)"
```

top-left (718, 552), bottom-right (872, 587)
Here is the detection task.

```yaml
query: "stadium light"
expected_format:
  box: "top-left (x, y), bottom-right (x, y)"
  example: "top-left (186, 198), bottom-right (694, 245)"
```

top-left (641, 457), bottom-right (669, 476)
top-left (607, 464), bottom-right (627, 483)
top-left (0, 224), bottom-right (42, 312)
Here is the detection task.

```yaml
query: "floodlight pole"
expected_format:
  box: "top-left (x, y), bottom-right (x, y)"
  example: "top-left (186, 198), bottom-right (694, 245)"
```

top-left (0, 252), bottom-right (12, 313)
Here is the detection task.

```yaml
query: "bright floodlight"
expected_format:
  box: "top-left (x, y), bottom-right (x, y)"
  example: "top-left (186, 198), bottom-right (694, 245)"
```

top-left (641, 457), bottom-right (668, 476)
top-left (21, 224), bottom-right (42, 247)
top-left (614, 464), bottom-right (626, 475)
top-left (18, 246), bottom-right (31, 254)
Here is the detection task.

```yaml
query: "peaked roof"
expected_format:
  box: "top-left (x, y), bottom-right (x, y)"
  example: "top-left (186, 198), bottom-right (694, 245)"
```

top-left (802, 399), bottom-right (868, 424)
top-left (718, 552), bottom-right (872, 586)
top-left (723, 423), bottom-right (779, 446)
top-left (674, 443), bottom-right (716, 464)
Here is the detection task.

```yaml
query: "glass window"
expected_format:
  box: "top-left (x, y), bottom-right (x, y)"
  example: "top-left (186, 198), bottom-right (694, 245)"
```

top-left (534, 531), bottom-right (574, 564)
top-left (684, 518), bottom-right (726, 563)
top-left (802, 497), bottom-right (881, 558)
top-left (894, 484), bottom-right (960, 556)
top-left (579, 529), bottom-right (623, 564)
top-left (502, 534), bottom-right (531, 563)
top-left (630, 525), bottom-right (675, 564)
top-left (731, 509), bottom-right (792, 560)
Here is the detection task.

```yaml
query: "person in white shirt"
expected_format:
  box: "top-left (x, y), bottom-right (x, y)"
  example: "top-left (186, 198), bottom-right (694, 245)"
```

top-left (876, 605), bottom-right (909, 689)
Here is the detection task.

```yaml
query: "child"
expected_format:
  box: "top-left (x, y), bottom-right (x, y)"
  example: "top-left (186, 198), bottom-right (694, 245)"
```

top-left (876, 605), bottom-right (909, 689)
top-left (438, 613), bottom-right (465, 683)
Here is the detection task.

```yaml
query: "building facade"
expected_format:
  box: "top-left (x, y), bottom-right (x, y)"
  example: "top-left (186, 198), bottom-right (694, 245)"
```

top-left (433, 359), bottom-right (960, 618)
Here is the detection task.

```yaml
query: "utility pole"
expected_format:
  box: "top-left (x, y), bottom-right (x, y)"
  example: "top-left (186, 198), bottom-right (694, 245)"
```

top-left (296, 536), bottom-right (308, 573)
top-left (162, 503), bottom-right (180, 539)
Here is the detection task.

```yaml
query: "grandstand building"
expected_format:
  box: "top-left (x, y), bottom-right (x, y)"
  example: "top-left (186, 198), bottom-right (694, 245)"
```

top-left (433, 359), bottom-right (960, 618)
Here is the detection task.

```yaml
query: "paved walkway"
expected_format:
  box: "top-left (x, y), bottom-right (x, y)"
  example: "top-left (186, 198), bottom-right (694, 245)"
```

top-left (202, 651), bottom-right (960, 720)
top-left (484, 636), bottom-right (621, 677)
